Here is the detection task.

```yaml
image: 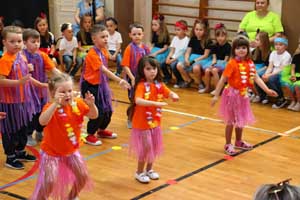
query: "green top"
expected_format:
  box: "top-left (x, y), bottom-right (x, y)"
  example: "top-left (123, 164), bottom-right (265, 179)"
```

top-left (239, 11), bottom-right (284, 41)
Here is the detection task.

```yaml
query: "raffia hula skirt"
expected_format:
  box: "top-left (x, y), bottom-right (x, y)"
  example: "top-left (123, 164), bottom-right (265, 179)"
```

top-left (219, 86), bottom-right (255, 128)
top-left (31, 150), bottom-right (92, 200)
top-left (129, 126), bottom-right (163, 163)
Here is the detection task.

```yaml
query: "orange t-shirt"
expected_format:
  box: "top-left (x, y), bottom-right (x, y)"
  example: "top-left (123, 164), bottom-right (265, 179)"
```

top-left (121, 43), bottom-right (148, 69)
top-left (40, 51), bottom-right (55, 71)
top-left (223, 58), bottom-right (256, 90)
top-left (132, 81), bottom-right (170, 130)
top-left (83, 47), bottom-right (109, 85)
top-left (41, 98), bottom-right (90, 156)
top-left (0, 52), bottom-right (27, 103)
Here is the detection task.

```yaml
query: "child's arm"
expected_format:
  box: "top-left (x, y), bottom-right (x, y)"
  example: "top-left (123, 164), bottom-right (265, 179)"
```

top-left (224, 55), bottom-right (230, 62)
top-left (194, 49), bottom-right (210, 62)
top-left (30, 77), bottom-right (48, 88)
top-left (211, 54), bottom-right (217, 66)
top-left (166, 47), bottom-right (176, 64)
top-left (72, 48), bottom-right (77, 65)
top-left (290, 64), bottom-right (296, 82)
top-left (150, 44), bottom-right (168, 57)
top-left (184, 47), bottom-right (192, 66)
top-left (59, 49), bottom-right (65, 66)
top-left (102, 65), bottom-right (131, 89)
top-left (262, 61), bottom-right (274, 81)
top-left (0, 74), bottom-right (31, 87)
top-left (50, 68), bottom-right (62, 76)
top-left (135, 97), bottom-right (168, 107)
top-left (211, 75), bottom-right (227, 107)
top-left (169, 91), bottom-right (179, 102)
top-left (122, 66), bottom-right (135, 87)
top-left (0, 112), bottom-right (6, 120)
top-left (111, 43), bottom-right (122, 61)
top-left (254, 74), bottom-right (278, 97)
top-left (83, 91), bottom-right (98, 119)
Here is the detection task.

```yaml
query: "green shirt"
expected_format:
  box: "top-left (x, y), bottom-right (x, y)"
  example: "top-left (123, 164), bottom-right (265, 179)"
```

top-left (239, 11), bottom-right (283, 41)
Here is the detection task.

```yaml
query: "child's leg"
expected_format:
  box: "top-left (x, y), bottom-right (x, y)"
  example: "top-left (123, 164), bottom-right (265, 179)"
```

top-left (200, 68), bottom-right (211, 93)
top-left (137, 161), bottom-right (146, 174)
top-left (295, 86), bottom-right (300, 102)
top-left (116, 53), bottom-right (123, 75)
top-left (176, 62), bottom-right (191, 82)
top-left (235, 127), bottom-right (253, 149)
top-left (225, 124), bottom-right (234, 144)
top-left (192, 64), bottom-right (202, 84)
top-left (70, 57), bottom-right (83, 77)
top-left (97, 111), bottom-right (117, 138)
top-left (170, 61), bottom-right (184, 84)
top-left (283, 86), bottom-right (296, 101)
top-left (235, 127), bottom-right (243, 142)
top-left (63, 55), bottom-right (73, 73)
top-left (211, 67), bottom-right (220, 88)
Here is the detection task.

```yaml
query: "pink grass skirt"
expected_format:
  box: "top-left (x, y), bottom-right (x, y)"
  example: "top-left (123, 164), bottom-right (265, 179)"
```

top-left (219, 87), bottom-right (255, 128)
top-left (129, 126), bottom-right (163, 163)
top-left (30, 151), bottom-right (92, 200)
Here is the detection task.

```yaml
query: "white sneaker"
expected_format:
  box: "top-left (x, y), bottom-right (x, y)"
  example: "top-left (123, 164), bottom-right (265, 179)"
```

top-left (210, 90), bottom-right (216, 96)
top-left (27, 135), bottom-right (37, 146)
top-left (287, 101), bottom-right (296, 110)
top-left (135, 172), bottom-right (150, 183)
top-left (252, 95), bottom-right (260, 103)
top-left (261, 98), bottom-right (269, 104)
top-left (173, 84), bottom-right (180, 89)
top-left (146, 170), bottom-right (160, 180)
top-left (198, 88), bottom-right (207, 94)
top-left (292, 102), bottom-right (300, 111)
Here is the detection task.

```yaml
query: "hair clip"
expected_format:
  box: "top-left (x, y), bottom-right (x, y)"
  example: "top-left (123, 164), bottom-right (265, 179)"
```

top-left (40, 12), bottom-right (46, 19)
top-left (215, 23), bottom-right (224, 30)
top-left (153, 14), bottom-right (164, 21)
top-left (175, 21), bottom-right (188, 31)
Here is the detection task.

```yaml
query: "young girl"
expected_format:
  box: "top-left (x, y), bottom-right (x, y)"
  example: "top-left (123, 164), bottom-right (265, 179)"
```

top-left (129, 56), bottom-right (179, 183)
top-left (203, 23), bottom-right (231, 95)
top-left (211, 36), bottom-right (277, 156)
top-left (177, 19), bottom-right (212, 90)
top-left (106, 17), bottom-right (123, 76)
top-left (34, 13), bottom-right (58, 63)
top-left (251, 31), bottom-right (271, 103)
top-left (281, 38), bottom-right (300, 111)
top-left (77, 14), bottom-right (94, 59)
top-left (150, 14), bottom-right (170, 82)
top-left (31, 73), bottom-right (98, 200)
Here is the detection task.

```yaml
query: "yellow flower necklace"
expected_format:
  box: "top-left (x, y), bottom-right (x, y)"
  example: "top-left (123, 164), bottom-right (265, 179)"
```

top-left (237, 59), bottom-right (256, 97)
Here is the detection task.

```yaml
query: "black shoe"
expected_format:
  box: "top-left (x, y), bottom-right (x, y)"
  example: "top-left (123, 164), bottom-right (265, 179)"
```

top-left (16, 151), bottom-right (37, 162)
top-left (272, 98), bottom-right (287, 109)
top-left (5, 157), bottom-right (24, 170)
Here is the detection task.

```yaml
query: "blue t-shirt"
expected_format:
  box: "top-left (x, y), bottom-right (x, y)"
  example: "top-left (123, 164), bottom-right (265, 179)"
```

top-left (77, 0), bottom-right (104, 17)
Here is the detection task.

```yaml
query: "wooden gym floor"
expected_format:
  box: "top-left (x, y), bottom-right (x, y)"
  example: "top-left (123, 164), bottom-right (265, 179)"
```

top-left (0, 81), bottom-right (299, 200)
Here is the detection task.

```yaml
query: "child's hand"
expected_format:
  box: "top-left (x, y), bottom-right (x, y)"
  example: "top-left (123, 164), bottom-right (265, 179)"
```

top-left (84, 91), bottom-right (95, 106)
top-left (72, 59), bottom-right (76, 66)
top-left (130, 78), bottom-right (135, 87)
top-left (28, 63), bottom-right (34, 72)
top-left (19, 74), bottom-right (31, 85)
top-left (185, 60), bottom-right (190, 67)
top-left (171, 92), bottom-right (179, 102)
top-left (0, 112), bottom-right (6, 120)
top-left (119, 79), bottom-right (131, 90)
top-left (111, 55), bottom-right (117, 61)
top-left (155, 102), bottom-right (168, 107)
top-left (54, 86), bottom-right (65, 105)
top-left (211, 96), bottom-right (218, 107)
top-left (290, 75), bottom-right (296, 82)
top-left (266, 89), bottom-right (278, 97)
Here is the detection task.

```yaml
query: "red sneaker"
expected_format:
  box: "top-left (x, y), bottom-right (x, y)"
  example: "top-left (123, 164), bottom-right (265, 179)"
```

top-left (97, 130), bottom-right (117, 139)
top-left (85, 135), bottom-right (102, 146)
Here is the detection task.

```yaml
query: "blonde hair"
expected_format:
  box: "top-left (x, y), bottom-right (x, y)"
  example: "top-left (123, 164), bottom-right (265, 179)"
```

top-left (48, 73), bottom-right (73, 96)
top-left (294, 37), bottom-right (300, 56)
top-left (152, 18), bottom-right (170, 45)
top-left (253, 31), bottom-right (271, 61)
top-left (2, 26), bottom-right (22, 39)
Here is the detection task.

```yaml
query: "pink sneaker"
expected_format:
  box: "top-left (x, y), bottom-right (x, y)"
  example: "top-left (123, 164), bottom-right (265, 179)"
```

top-left (235, 140), bottom-right (253, 150)
top-left (224, 144), bottom-right (237, 155)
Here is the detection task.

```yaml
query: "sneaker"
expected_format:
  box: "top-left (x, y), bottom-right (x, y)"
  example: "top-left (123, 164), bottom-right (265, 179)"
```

top-left (224, 144), bottom-right (237, 156)
top-left (97, 130), bottom-right (117, 139)
top-left (135, 172), bottom-right (150, 183)
top-left (210, 90), bottom-right (216, 96)
top-left (146, 170), bottom-right (160, 180)
top-left (127, 120), bottom-right (132, 129)
top-left (234, 140), bottom-right (253, 150)
top-left (27, 135), bottom-right (37, 146)
top-left (291, 102), bottom-right (300, 111)
top-left (287, 101), bottom-right (296, 110)
top-left (173, 84), bottom-right (180, 89)
top-left (272, 98), bottom-right (287, 109)
top-left (85, 135), bottom-right (102, 146)
top-left (252, 95), bottom-right (260, 103)
top-left (180, 80), bottom-right (193, 88)
top-left (5, 156), bottom-right (24, 170)
top-left (198, 88), bottom-right (207, 94)
top-left (16, 151), bottom-right (36, 162)
top-left (261, 98), bottom-right (269, 104)
top-left (198, 83), bottom-right (205, 90)
top-left (35, 131), bottom-right (43, 142)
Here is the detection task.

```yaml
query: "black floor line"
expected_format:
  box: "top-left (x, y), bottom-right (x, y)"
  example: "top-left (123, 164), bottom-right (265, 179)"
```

top-left (0, 191), bottom-right (27, 200)
top-left (131, 135), bottom-right (281, 200)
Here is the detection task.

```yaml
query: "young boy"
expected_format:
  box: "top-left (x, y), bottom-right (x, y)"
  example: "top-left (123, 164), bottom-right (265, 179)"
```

top-left (23, 28), bottom-right (61, 146)
top-left (81, 24), bottom-right (130, 146)
top-left (59, 23), bottom-right (82, 77)
top-left (121, 23), bottom-right (150, 128)
top-left (0, 26), bottom-right (40, 169)
top-left (262, 37), bottom-right (292, 108)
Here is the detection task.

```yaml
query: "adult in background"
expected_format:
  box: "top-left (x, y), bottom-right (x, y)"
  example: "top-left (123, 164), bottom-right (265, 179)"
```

top-left (73, 0), bottom-right (105, 34)
top-left (239, 0), bottom-right (283, 48)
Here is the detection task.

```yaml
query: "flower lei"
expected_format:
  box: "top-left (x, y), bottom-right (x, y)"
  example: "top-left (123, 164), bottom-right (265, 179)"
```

top-left (57, 100), bottom-right (82, 148)
top-left (237, 59), bottom-right (256, 97)
top-left (144, 81), bottom-right (163, 129)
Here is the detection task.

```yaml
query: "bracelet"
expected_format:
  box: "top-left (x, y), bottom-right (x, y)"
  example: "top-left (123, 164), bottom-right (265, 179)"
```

top-left (190, 60), bottom-right (195, 65)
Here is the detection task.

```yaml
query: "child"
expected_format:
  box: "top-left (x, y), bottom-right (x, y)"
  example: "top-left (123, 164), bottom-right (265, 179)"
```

top-left (251, 31), bottom-right (271, 103)
top-left (281, 38), bottom-right (300, 111)
top-left (0, 26), bottom-right (42, 169)
top-left (177, 19), bottom-right (212, 90)
top-left (23, 28), bottom-right (61, 146)
top-left (121, 22), bottom-right (150, 128)
top-left (129, 56), bottom-right (179, 183)
top-left (81, 24), bottom-right (130, 146)
top-left (150, 14), bottom-right (170, 82)
top-left (59, 23), bottom-right (83, 77)
top-left (106, 17), bottom-right (123, 76)
top-left (262, 37), bottom-right (292, 108)
top-left (77, 14), bottom-right (94, 59)
top-left (165, 20), bottom-right (189, 88)
top-left (203, 23), bottom-right (231, 95)
top-left (211, 36), bottom-right (277, 156)
top-left (34, 13), bottom-right (58, 63)
top-left (0, 16), bottom-right (4, 57)
top-left (31, 73), bottom-right (98, 200)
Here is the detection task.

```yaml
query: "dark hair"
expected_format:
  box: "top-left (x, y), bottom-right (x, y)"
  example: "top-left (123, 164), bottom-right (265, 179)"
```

top-left (128, 56), bottom-right (163, 120)
top-left (11, 19), bottom-right (24, 28)
top-left (231, 35), bottom-right (250, 58)
top-left (214, 23), bottom-right (227, 37)
top-left (48, 73), bottom-right (73, 96)
top-left (129, 22), bottom-right (144, 32)
top-left (79, 14), bottom-right (93, 45)
top-left (23, 28), bottom-right (40, 41)
top-left (34, 15), bottom-right (50, 41)
top-left (90, 24), bottom-right (106, 36)
top-left (106, 17), bottom-right (118, 26)
top-left (2, 25), bottom-right (22, 39)
top-left (191, 19), bottom-right (210, 49)
top-left (60, 23), bottom-right (72, 33)
top-left (252, 31), bottom-right (270, 61)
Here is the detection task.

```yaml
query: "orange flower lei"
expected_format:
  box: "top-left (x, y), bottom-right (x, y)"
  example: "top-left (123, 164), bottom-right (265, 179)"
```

top-left (237, 59), bottom-right (256, 97)
top-left (144, 81), bottom-right (163, 129)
